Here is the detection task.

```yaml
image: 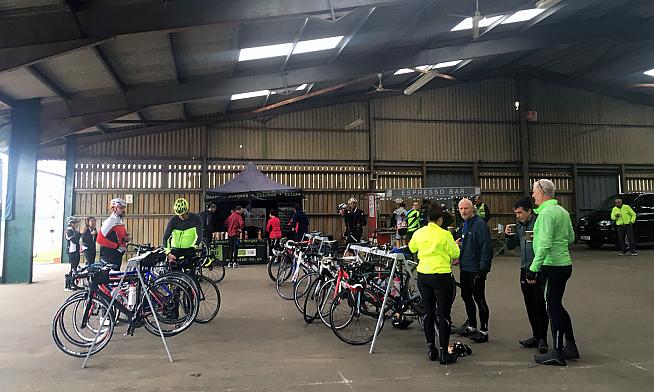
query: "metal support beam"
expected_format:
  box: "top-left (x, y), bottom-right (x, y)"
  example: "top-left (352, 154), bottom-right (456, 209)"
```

top-left (0, 38), bottom-right (108, 75)
top-left (27, 65), bottom-right (70, 100)
top-left (518, 73), bottom-right (530, 197)
top-left (368, 98), bottom-right (375, 192)
top-left (0, 90), bottom-right (17, 108)
top-left (281, 18), bottom-right (309, 72)
top-left (619, 164), bottom-right (627, 193)
top-left (572, 163), bottom-right (580, 227)
top-left (2, 100), bottom-right (40, 283)
top-left (61, 136), bottom-right (77, 264)
top-left (38, 15), bottom-right (639, 142)
top-left (0, 0), bottom-right (422, 49)
top-left (329, 7), bottom-right (375, 63)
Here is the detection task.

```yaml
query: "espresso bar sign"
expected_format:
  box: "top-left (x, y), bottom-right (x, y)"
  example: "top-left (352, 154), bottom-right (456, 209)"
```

top-left (386, 187), bottom-right (481, 199)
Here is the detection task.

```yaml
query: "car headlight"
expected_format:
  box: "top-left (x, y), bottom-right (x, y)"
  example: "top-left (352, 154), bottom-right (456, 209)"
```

top-left (598, 220), bottom-right (612, 227)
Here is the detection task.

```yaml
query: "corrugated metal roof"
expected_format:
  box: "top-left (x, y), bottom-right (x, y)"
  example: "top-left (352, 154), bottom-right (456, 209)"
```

top-left (0, 68), bottom-right (57, 99)
top-left (101, 31), bottom-right (177, 85)
top-left (38, 47), bottom-right (119, 93)
top-left (173, 24), bottom-right (237, 79)
top-left (143, 103), bottom-right (185, 120)
top-left (186, 97), bottom-right (227, 117)
top-left (104, 112), bottom-right (141, 129)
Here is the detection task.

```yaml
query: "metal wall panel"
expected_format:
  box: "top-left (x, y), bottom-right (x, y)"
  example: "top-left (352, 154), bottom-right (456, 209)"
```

top-left (576, 175), bottom-right (619, 215)
top-left (376, 121), bottom-right (520, 162)
top-left (530, 125), bottom-right (654, 164)
top-left (79, 126), bottom-right (204, 158)
top-left (371, 78), bottom-right (518, 122)
top-left (208, 128), bottom-right (368, 161)
top-left (426, 172), bottom-right (474, 187)
top-left (224, 101), bottom-right (368, 131)
top-left (530, 80), bottom-right (654, 125)
top-left (38, 144), bottom-right (65, 160)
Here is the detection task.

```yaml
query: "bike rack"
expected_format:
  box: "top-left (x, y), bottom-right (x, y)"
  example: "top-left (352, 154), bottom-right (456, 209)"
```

top-left (346, 244), bottom-right (406, 355)
top-left (81, 256), bottom-right (174, 368)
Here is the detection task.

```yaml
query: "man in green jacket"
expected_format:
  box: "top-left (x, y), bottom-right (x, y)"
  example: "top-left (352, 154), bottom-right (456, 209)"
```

top-left (527, 179), bottom-right (579, 366)
top-left (611, 198), bottom-right (638, 256)
top-left (406, 201), bottom-right (421, 241)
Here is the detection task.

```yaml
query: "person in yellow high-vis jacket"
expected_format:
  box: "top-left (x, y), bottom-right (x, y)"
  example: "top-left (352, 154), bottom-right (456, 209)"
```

top-left (611, 198), bottom-right (638, 256)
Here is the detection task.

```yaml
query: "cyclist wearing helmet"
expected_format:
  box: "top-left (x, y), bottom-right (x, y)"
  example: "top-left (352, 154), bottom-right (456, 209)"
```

top-left (64, 216), bottom-right (81, 291)
top-left (97, 198), bottom-right (131, 270)
top-left (162, 198), bottom-right (203, 266)
top-left (337, 202), bottom-right (348, 240)
top-left (343, 197), bottom-right (366, 243)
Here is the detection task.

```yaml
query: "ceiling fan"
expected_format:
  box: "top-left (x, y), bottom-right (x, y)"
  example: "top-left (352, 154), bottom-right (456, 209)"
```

top-left (449, 0), bottom-right (485, 38)
top-left (367, 73), bottom-right (402, 94)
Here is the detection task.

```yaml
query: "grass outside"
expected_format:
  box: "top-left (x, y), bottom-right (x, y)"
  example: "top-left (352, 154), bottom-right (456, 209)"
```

top-left (33, 248), bottom-right (60, 263)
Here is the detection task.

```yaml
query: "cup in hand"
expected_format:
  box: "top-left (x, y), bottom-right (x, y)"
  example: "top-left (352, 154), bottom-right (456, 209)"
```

top-left (525, 230), bottom-right (534, 242)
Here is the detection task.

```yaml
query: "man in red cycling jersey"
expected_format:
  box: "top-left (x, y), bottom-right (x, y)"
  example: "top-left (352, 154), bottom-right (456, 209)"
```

top-left (97, 198), bottom-right (131, 270)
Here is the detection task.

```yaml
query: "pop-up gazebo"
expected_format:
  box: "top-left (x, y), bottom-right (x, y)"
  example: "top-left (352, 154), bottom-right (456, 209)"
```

top-left (205, 162), bottom-right (303, 203)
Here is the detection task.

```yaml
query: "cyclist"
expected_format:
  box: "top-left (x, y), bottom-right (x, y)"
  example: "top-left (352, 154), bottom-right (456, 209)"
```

top-left (409, 208), bottom-right (462, 364)
top-left (344, 198), bottom-right (366, 243)
top-left (162, 198), bottom-right (203, 268)
top-left (405, 201), bottom-right (421, 241)
top-left (97, 198), bottom-right (131, 271)
top-left (64, 216), bottom-right (81, 291)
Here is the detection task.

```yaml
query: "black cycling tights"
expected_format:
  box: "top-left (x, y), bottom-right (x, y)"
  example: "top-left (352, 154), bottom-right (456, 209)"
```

top-left (460, 270), bottom-right (489, 331)
top-left (542, 265), bottom-right (576, 352)
top-left (417, 272), bottom-right (455, 350)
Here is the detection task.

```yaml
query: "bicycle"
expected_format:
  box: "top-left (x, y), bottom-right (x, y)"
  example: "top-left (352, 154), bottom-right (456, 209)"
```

top-left (52, 250), bottom-right (196, 358)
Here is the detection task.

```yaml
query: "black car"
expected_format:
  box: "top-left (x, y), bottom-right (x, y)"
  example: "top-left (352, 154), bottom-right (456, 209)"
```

top-left (578, 192), bottom-right (654, 249)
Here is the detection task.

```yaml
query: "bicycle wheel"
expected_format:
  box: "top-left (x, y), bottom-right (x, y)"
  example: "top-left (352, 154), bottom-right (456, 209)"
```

top-left (303, 278), bottom-right (335, 326)
top-left (293, 272), bottom-right (316, 313)
top-left (202, 258), bottom-right (225, 283)
top-left (329, 287), bottom-right (382, 345)
top-left (142, 277), bottom-right (196, 337)
top-left (316, 279), bottom-right (337, 327)
top-left (52, 294), bottom-right (114, 357)
top-left (267, 259), bottom-right (280, 282)
top-left (276, 261), bottom-right (305, 300)
top-left (194, 276), bottom-right (221, 323)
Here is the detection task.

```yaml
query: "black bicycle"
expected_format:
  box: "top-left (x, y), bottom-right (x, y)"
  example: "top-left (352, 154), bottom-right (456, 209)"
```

top-left (52, 250), bottom-right (196, 358)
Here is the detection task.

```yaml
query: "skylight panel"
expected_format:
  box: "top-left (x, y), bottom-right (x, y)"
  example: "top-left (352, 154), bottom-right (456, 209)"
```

top-left (644, 69), bottom-right (654, 77)
top-left (238, 43), bottom-right (293, 61)
top-left (293, 36), bottom-right (344, 54)
top-left (231, 90), bottom-right (271, 100)
top-left (394, 61), bottom-right (461, 75)
top-left (451, 15), bottom-right (504, 31)
top-left (434, 60), bottom-right (462, 68)
top-left (394, 68), bottom-right (415, 75)
top-left (295, 84), bottom-right (308, 91)
top-left (502, 8), bottom-right (545, 24)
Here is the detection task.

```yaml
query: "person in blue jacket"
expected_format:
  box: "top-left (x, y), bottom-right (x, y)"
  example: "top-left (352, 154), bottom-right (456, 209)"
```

top-left (455, 198), bottom-right (493, 343)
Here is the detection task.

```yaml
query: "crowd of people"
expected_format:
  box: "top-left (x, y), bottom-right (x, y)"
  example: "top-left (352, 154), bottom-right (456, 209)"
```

top-left (62, 179), bottom-right (582, 367)
top-left (406, 179), bottom-right (578, 366)
top-left (63, 198), bottom-right (313, 285)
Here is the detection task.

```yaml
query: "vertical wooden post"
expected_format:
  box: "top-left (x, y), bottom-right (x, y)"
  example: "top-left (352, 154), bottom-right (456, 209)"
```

top-left (518, 73), bottom-right (531, 197)
top-left (61, 135), bottom-right (77, 264)
top-left (619, 164), bottom-right (627, 193)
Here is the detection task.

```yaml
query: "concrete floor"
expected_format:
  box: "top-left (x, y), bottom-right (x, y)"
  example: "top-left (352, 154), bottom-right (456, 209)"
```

top-left (1, 246), bottom-right (653, 392)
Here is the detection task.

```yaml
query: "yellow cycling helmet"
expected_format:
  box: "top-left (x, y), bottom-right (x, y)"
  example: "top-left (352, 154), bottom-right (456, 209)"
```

top-left (173, 198), bottom-right (189, 216)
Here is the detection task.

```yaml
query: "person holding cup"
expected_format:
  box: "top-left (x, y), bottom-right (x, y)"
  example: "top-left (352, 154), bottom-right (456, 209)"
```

top-left (505, 198), bottom-right (548, 354)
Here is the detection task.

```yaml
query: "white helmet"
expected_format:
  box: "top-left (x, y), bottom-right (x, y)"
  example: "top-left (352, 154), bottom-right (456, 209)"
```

top-left (348, 197), bottom-right (358, 204)
top-left (110, 198), bottom-right (127, 208)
